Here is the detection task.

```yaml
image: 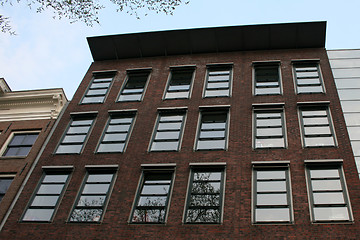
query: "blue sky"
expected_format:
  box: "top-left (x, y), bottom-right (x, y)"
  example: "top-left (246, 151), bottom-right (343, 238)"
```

top-left (0, 0), bottom-right (359, 99)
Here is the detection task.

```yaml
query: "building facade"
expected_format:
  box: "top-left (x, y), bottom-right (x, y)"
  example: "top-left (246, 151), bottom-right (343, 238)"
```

top-left (0, 78), bottom-right (67, 226)
top-left (1, 22), bottom-right (360, 239)
top-left (328, 49), bottom-right (360, 178)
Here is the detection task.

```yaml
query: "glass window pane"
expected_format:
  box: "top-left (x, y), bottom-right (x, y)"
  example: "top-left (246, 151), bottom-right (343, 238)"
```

top-left (67, 126), bottom-right (90, 134)
top-left (256, 128), bottom-right (283, 137)
top-left (335, 79), bottom-right (360, 89)
top-left (311, 180), bottom-right (342, 191)
top-left (132, 209), bottom-right (165, 223)
top-left (310, 169), bottom-right (339, 178)
top-left (43, 175), bottom-right (68, 183)
top-left (189, 195), bottom-right (220, 206)
top-left (160, 115), bottom-right (183, 122)
top-left (83, 184), bottom-right (110, 194)
top-left (23, 209), bottom-right (54, 221)
top-left (304, 126), bottom-right (331, 135)
top-left (257, 171), bottom-right (286, 180)
top-left (0, 179), bottom-right (13, 194)
top-left (62, 135), bottom-right (86, 143)
top-left (118, 94), bottom-right (141, 102)
top-left (103, 133), bottom-right (127, 142)
top-left (344, 113), bottom-right (360, 126)
top-left (56, 145), bottom-right (82, 154)
top-left (205, 90), bottom-right (229, 97)
top-left (257, 119), bottom-right (281, 127)
top-left (107, 124), bottom-right (130, 132)
top-left (192, 182), bottom-right (221, 194)
top-left (347, 127), bottom-right (360, 140)
top-left (313, 207), bottom-right (349, 221)
top-left (200, 131), bottom-right (225, 138)
top-left (338, 89), bottom-right (360, 100)
top-left (70, 209), bottom-right (103, 222)
top-left (151, 141), bottom-right (179, 151)
top-left (257, 181), bottom-right (286, 192)
top-left (71, 120), bottom-right (93, 126)
top-left (138, 196), bottom-right (167, 207)
top-left (257, 193), bottom-right (287, 205)
top-left (141, 185), bottom-right (169, 195)
top-left (342, 101), bottom-right (360, 113)
top-left (255, 138), bottom-right (285, 148)
top-left (77, 196), bottom-right (106, 206)
top-left (97, 143), bottom-right (125, 153)
top-left (201, 122), bottom-right (226, 130)
top-left (313, 192), bottom-right (345, 204)
top-left (194, 172), bottom-right (221, 181)
top-left (186, 209), bottom-right (220, 223)
top-left (304, 137), bottom-right (335, 147)
top-left (255, 208), bottom-right (290, 222)
top-left (197, 140), bottom-right (226, 150)
top-left (87, 174), bottom-right (113, 183)
top-left (37, 184), bottom-right (64, 194)
top-left (157, 122), bottom-right (182, 130)
top-left (155, 131), bottom-right (180, 140)
top-left (31, 196), bottom-right (58, 207)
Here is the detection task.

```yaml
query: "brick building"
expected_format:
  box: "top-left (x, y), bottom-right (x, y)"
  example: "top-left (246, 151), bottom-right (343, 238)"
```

top-left (1, 22), bottom-right (359, 239)
top-left (0, 78), bottom-right (67, 226)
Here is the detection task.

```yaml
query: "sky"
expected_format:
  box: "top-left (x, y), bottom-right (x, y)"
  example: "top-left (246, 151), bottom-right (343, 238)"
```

top-left (0, 0), bottom-right (359, 99)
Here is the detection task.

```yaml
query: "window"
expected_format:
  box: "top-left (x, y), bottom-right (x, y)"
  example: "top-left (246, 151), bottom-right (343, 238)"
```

top-left (184, 165), bottom-right (225, 224)
top-left (204, 65), bottom-right (232, 97)
top-left (118, 70), bottom-right (151, 102)
top-left (55, 114), bottom-right (96, 154)
top-left (253, 106), bottom-right (286, 149)
top-left (252, 163), bottom-right (293, 223)
top-left (293, 61), bottom-right (325, 94)
top-left (253, 62), bottom-right (281, 95)
top-left (299, 105), bottom-right (336, 147)
top-left (195, 108), bottom-right (229, 150)
top-left (305, 162), bottom-right (353, 222)
top-left (2, 132), bottom-right (39, 157)
top-left (96, 112), bottom-right (136, 153)
top-left (69, 167), bottom-right (117, 222)
top-left (164, 67), bottom-right (194, 99)
top-left (130, 166), bottom-right (175, 223)
top-left (0, 176), bottom-right (14, 202)
top-left (22, 168), bottom-right (72, 222)
top-left (81, 72), bottom-right (115, 104)
top-left (150, 110), bottom-right (186, 152)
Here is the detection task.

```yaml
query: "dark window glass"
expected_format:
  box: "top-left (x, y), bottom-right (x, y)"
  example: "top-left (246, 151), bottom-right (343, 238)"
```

top-left (253, 167), bottom-right (292, 223)
top-left (150, 111), bottom-right (186, 151)
top-left (184, 167), bottom-right (225, 224)
top-left (22, 171), bottom-right (70, 222)
top-left (196, 110), bottom-right (228, 150)
top-left (118, 71), bottom-right (150, 102)
top-left (0, 178), bottom-right (13, 202)
top-left (204, 66), bottom-right (232, 97)
top-left (97, 112), bottom-right (136, 153)
top-left (165, 68), bottom-right (194, 99)
top-left (306, 164), bottom-right (352, 222)
top-left (299, 106), bottom-right (336, 147)
top-left (3, 133), bottom-right (39, 157)
top-left (293, 62), bottom-right (325, 94)
top-left (130, 170), bottom-right (174, 223)
top-left (81, 73), bottom-right (115, 104)
top-left (254, 108), bottom-right (286, 149)
top-left (56, 116), bottom-right (95, 154)
top-left (69, 169), bottom-right (116, 222)
top-left (254, 64), bottom-right (281, 95)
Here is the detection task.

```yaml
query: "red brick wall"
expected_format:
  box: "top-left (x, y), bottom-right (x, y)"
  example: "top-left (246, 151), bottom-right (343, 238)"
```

top-left (2, 48), bottom-right (360, 239)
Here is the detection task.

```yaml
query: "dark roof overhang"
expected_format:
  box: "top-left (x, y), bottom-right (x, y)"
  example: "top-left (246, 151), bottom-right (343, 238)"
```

top-left (87, 21), bottom-right (326, 61)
